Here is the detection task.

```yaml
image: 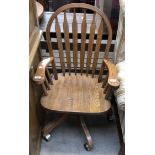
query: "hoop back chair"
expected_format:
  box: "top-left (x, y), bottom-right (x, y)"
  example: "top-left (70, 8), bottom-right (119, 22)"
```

top-left (33, 3), bottom-right (120, 151)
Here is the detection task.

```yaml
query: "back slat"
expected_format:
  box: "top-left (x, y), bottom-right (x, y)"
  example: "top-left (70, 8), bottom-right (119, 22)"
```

top-left (55, 16), bottom-right (65, 76)
top-left (45, 3), bottom-right (112, 80)
top-left (63, 11), bottom-right (71, 75)
top-left (80, 9), bottom-right (87, 75)
top-left (72, 9), bottom-right (78, 75)
top-left (46, 68), bottom-right (53, 85)
top-left (86, 13), bottom-right (96, 76)
top-left (98, 62), bottom-right (105, 82)
top-left (92, 19), bottom-right (104, 77)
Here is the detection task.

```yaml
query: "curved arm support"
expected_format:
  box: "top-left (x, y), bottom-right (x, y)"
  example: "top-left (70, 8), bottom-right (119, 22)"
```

top-left (33, 57), bottom-right (54, 84)
top-left (103, 59), bottom-right (120, 88)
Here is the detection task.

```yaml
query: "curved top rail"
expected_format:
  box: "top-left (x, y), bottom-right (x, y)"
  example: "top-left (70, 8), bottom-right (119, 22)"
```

top-left (46, 3), bottom-right (112, 40)
top-left (46, 3), bottom-right (112, 59)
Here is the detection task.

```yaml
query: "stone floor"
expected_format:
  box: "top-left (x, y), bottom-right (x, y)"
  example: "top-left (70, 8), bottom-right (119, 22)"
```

top-left (40, 116), bottom-right (120, 155)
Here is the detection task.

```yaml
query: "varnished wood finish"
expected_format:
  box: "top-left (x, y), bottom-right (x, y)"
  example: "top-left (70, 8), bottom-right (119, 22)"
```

top-left (92, 20), bottom-right (104, 77)
top-left (80, 9), bottom-right (87, 75)
top-left (86, 13), bottom-right (96, 76)
top-left (42, 12), bottom-right (58, 80)
top-left (41, 74), bottom-right (111, 114)
top-left (32, 4), bottom-right (120, 151)
top-left (102, 74), bottom-right (108, 88)
top-left (55, 17), bottom-right (65, 76)
top-left (42, 114), bottom-right (68, 136)
top-left (72, 8), bottom-right (78, 74)
top-left (33, 57), bottom-right (54, 84)
top-left (33, 4), bottom-right (118, 116)
top-left (46, 3), bottom-right (112, 78)
top-left (42, 83), bottom-right (48, 96)
top-left (51, 60), bottom-right (58, 80)
top-left (105, 86), bottom-right (113, 100)
top-left (98, 62), bottom-right (105, 82)
top-left (80, 116), bottom-right (93, 150)
top-left (104, 59), bottom-right (120, 88)
top-left (45, 76), bottom-right (51, 90)
top-left (46, 68), bottom-right (53, 85)
top-left (104, 83), bottom-right (109, 94)
top-left (63, 11), bottom-right (71, 74)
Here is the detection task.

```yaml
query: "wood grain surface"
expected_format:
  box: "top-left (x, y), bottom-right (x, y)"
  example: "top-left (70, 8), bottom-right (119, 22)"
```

top-left (72, 8), bottom-right (78, 74)
top-left (45, 3), bottom-right (112, 78)
top-left (33, 57), bottom-right (53, 84)
top-left (41, 73), bottom-right (111, 114)
top-left (92, 20), bottom-right (104, 77)
top-left (80, 9), bottom-right (87, 75)
top-left (63, 11), bottom-right (71, 74)
top-left (104, 59), bottom-right (120, 88)
top-left (55, 17), bottom-right (65, 75)
top-left (86, 13), bottom-right (96, 76)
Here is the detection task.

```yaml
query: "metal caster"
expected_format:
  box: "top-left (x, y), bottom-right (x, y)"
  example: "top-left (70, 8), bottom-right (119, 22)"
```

top-left (43, 134), bottom-right (51, 142)
top-left (84, 143), bottom-right (91, 151)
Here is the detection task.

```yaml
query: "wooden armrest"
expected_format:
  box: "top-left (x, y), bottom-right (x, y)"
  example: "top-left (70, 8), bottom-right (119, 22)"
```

top-left (33, 57), bottom-right (54, 84)
top-left (104, 59), bottom-right (120, 88)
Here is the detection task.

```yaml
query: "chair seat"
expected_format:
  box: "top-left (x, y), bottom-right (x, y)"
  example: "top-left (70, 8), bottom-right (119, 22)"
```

top-left (41, 73), bottom-right (111, 114)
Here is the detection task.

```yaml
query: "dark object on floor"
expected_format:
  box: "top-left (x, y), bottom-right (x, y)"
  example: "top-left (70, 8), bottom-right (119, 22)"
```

top-left (119, 143), bottom-right (125, 155)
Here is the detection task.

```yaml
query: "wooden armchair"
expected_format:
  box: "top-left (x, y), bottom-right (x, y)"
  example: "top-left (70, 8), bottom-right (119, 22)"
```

top-left (33, 3), bottom-right (119, 151)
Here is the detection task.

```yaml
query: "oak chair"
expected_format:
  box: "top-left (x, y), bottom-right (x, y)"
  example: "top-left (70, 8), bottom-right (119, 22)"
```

top-left (33, 3), bottom-right (119, 151)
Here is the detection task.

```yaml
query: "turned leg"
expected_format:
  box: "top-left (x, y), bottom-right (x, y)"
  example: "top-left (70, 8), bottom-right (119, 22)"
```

top-left (80, 116), bottom-right (93, 151)
top-left (42, 114), bottom-right (68, 141)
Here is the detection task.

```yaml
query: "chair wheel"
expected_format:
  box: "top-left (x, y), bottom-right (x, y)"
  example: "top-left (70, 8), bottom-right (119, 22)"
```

top-left (43, 134), bottom-right (51, 142)
top-left (84, 143), bottom-right (91, 151)
top-left (106, 114), bottom-right (113, 122)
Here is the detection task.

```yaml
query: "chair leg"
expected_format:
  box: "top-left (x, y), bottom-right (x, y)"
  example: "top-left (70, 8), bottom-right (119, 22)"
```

top-left (79, 116), bottom-right (93, 151)
top-left (42, 114), bottom-right (68, 141)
